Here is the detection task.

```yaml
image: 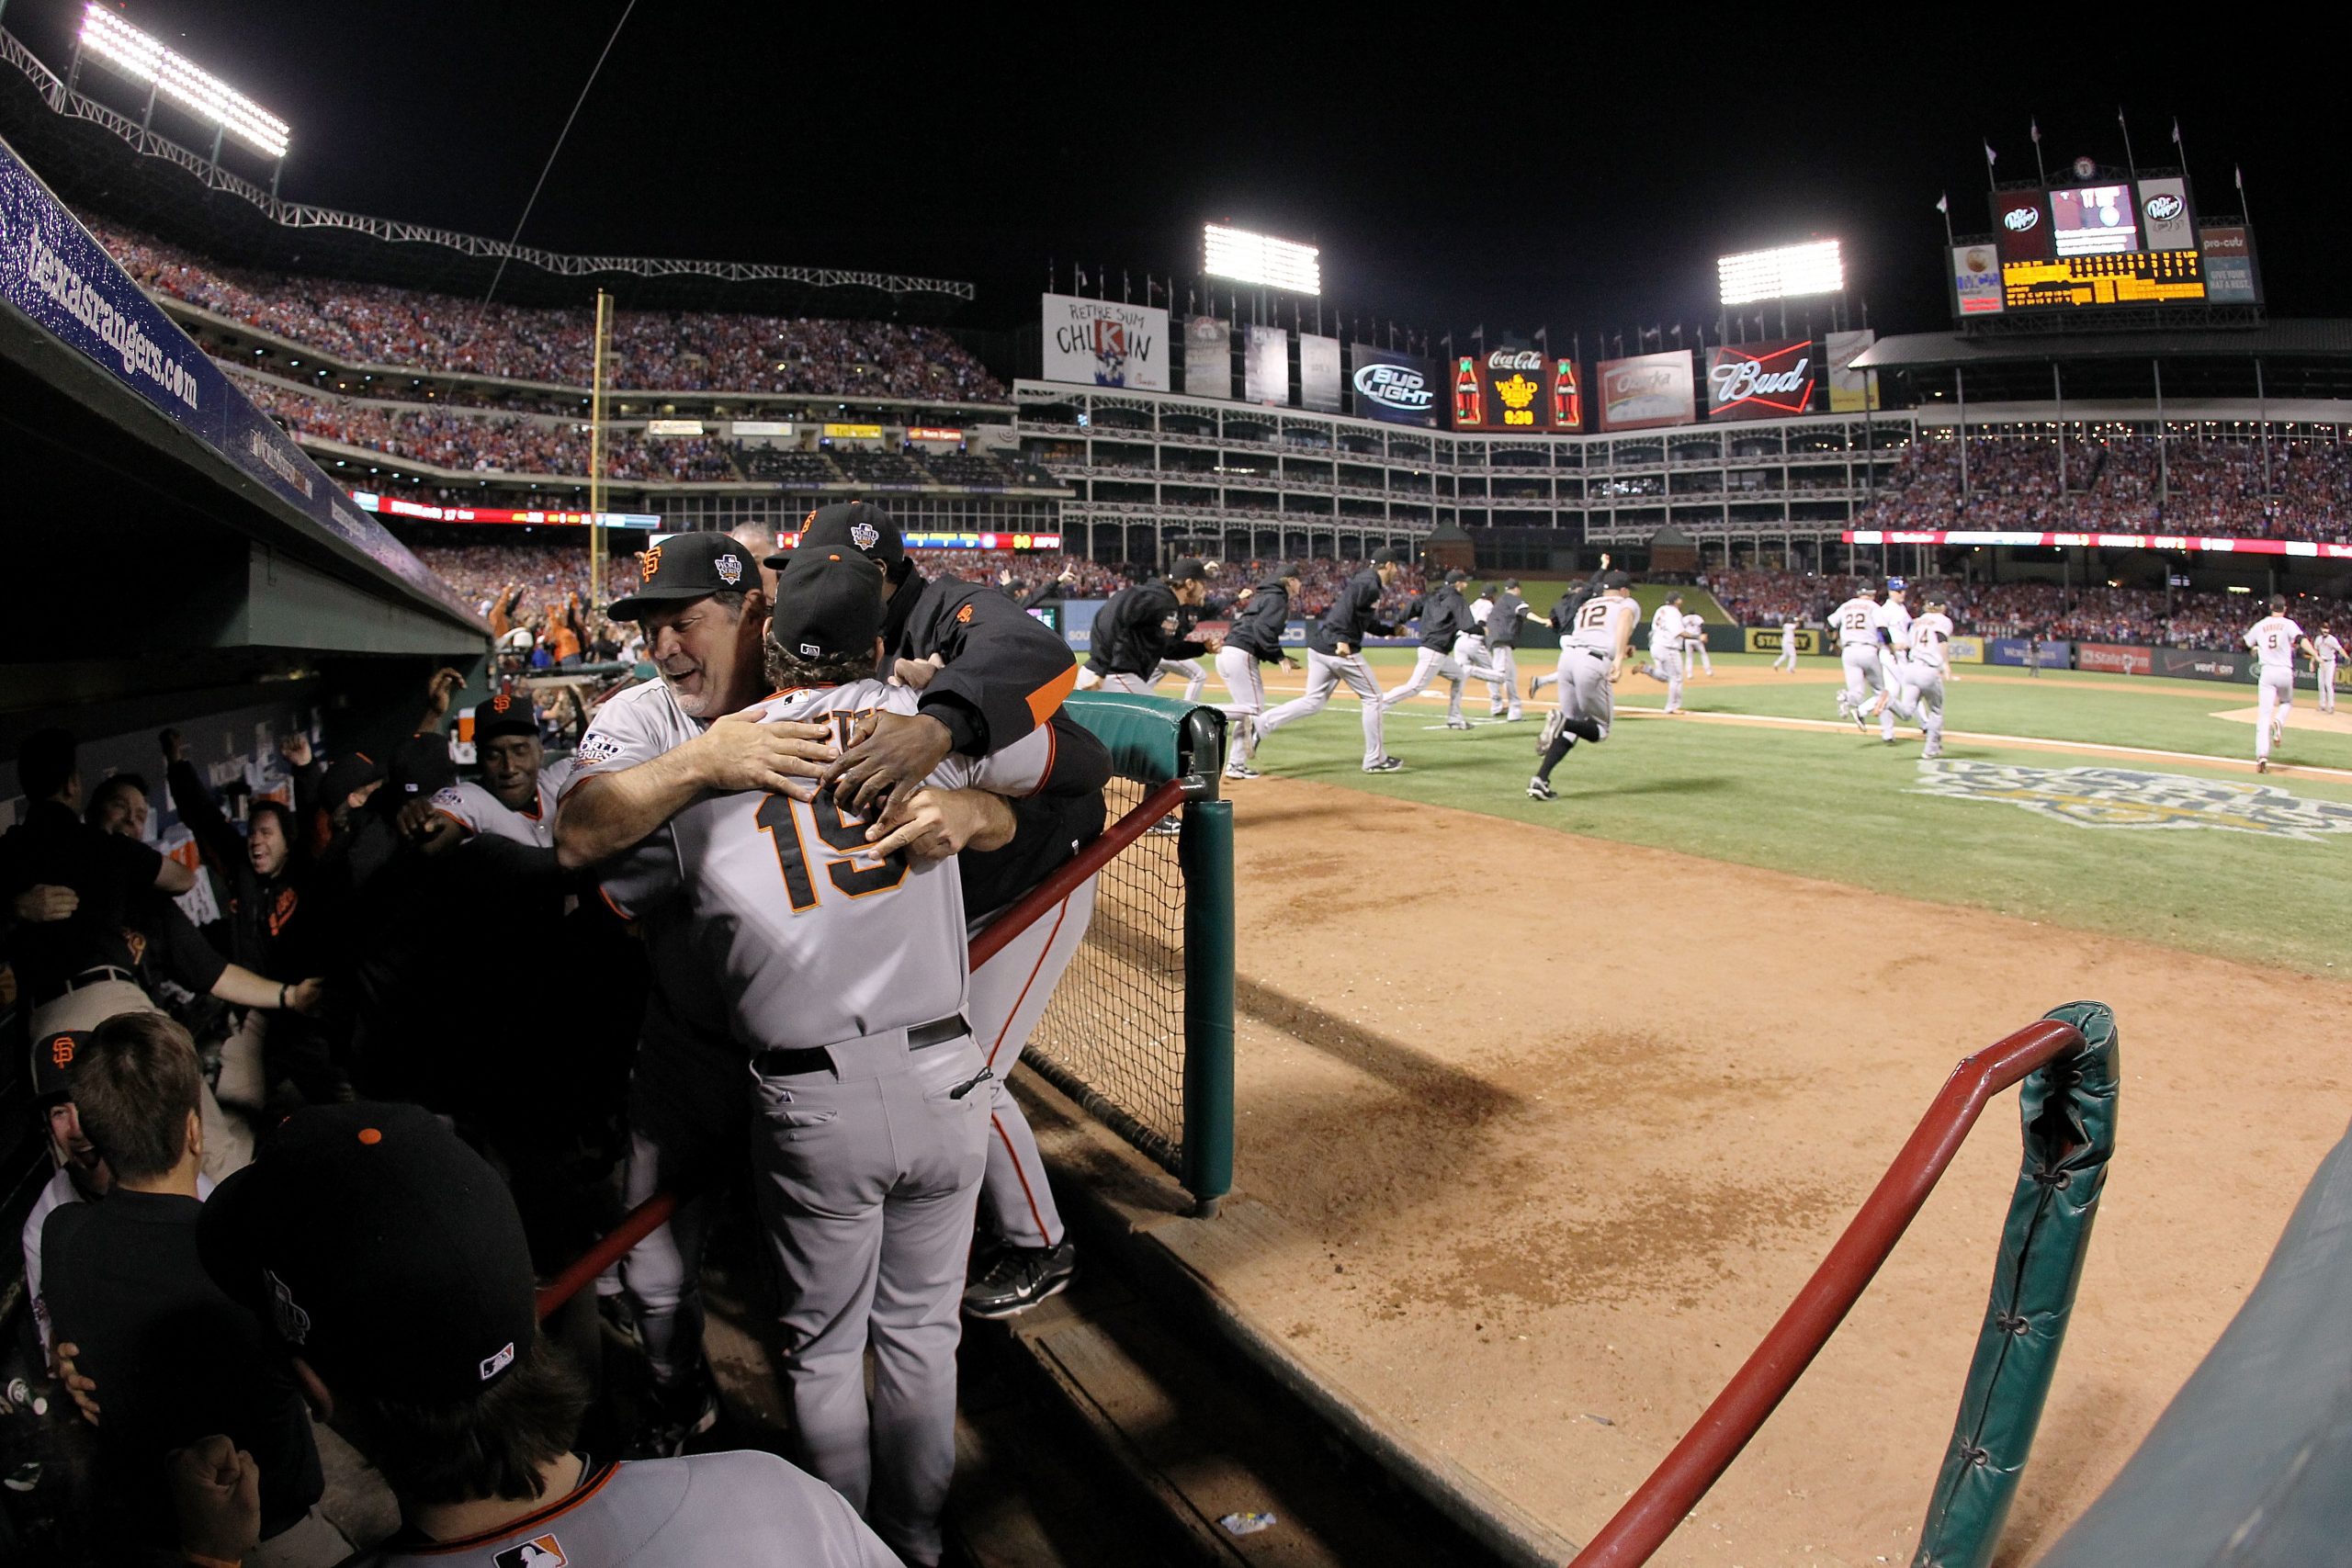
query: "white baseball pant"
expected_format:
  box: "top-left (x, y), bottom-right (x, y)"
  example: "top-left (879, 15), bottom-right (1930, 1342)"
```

top-left (1879, 658), bottom-right (1911, 739)
top-left (1646, 647), bottom-right (1684, 712)
top-left (1686, 637), bottom-right (1713, 674)
top-left (1888, 669), bottom-right (1946, 750)
top-left (1215, 646), bottom-right (1268, 764)
top-left (1486, 644), bottom-right (1525, 718)
top-left (1152, 659), bottom-right (1208, 703)
top-left (1380, 646), bottom-right (1484, 721)
top-left (1451, 632), bottom-right (1509, 713)
top-left (966, 877), bottom-right (1096, 1250)
top-left (1258, 648), bottom-right (1386, 768)
top-left (1773, 637), bottom-right (1799, 672)
top-left (1841, 645), bottom-right (1884, 714)
top-left (2321, 663), bottom-right (2339, 716)
top-left (2257, 669), bottom-right (2292, 761)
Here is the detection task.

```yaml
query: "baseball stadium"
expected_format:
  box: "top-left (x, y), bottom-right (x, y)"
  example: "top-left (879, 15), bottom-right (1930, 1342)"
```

top-left (0, 6), bottom-right (2347, 1566)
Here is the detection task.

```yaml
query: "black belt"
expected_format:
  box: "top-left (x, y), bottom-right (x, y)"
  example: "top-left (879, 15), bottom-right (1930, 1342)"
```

top-left (32, 964), bottom-right (137, 1005)
top-left (754, 1014), bottom-right (968, 1077)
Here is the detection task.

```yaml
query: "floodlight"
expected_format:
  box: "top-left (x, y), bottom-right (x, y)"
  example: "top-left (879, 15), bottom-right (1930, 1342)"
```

top-left (79, 4), bottom-right (290, 159)
top-left (1716, 240), bottom-right (1843, 306)
top-left (1204, 224), bottom-right (1321, 295)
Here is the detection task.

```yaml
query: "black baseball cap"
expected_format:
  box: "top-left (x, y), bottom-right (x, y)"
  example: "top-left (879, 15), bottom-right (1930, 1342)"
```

top-left (1444, 569), bottom-right (1469, 584)
top-left (1266, 560), bottom-right (1302, 581)
top-left (1504, 578), bottom-right (1521, 590)
top-left (388, 734), bottom-right (458, 799)
top-left (315, 752), bottom-right (384, 812)
top-left (607, 532), bottom-right (761, 620)
top-left (1603, 570), bottom-right (1632, 589)
top-left (31, 1029), bottom-right (87, 1103)
top-left (471, 689), bottom-right (538, 746)
top-left (1170, 558), bottom-right (1208, 583)
top-left (770, 502), bottom-right (903, 575)
top-left (1371, 547), bottom-right (1407, 565)
top-left (198, 1103), bottom-right (538, 1405)
top-left (771, 548), bottom-right (887, 662)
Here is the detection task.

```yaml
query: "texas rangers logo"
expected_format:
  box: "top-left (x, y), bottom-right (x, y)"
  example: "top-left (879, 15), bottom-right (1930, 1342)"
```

top-left (1912, 760), bottom-right (2352, 840)
top-left (851, 520), bottom-right (880, 552)
top-left (638, 544), bottom-right (662, 582)
top-left (714, 552), bottom-right (743, 586)
top-left (492, 1535), bottom-right (566, 1568)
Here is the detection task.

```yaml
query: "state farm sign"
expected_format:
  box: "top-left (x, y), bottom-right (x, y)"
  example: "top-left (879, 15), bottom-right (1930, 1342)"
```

top-left (1706, 340), bottom-right (1815, 421)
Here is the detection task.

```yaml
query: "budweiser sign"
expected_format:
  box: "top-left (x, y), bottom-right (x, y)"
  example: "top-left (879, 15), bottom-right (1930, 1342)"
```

top-left (1705, 340), bottom-right (1815, 421)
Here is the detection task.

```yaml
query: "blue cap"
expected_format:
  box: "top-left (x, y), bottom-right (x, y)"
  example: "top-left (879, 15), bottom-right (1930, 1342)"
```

top-left (1886, 577), bottom-right (1907, 591)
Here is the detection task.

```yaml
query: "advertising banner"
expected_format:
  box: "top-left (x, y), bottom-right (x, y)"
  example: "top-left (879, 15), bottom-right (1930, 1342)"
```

top-left (1449, 346), bottom-right (1582, 432)
top-left (1952, 243), bottom-right (2005, 316)
top-left (2076, 642), bottom-right (2154, 676)
top-left (1299, 333), bottom-right (1342, 412)
top-left (2200, 226), bottom-right (2260, 304)
top-left (1844, 527), bottom-right (2352, 561)
top-left (1244, 324), bottom-right (1289, 406)
top-left (1706, 339), bottom-right (1815, 421)
top-left (1350, 345), bottom-right (1437, 425)
top-left (1744, 626), bottom-right (1822, 656)
top-left (1991, 188), bottom-right (2055, 264)
top-left (1597, 349), bottom-right (1696, 432)
top-left (1183, 315), bottom-right (1231, 400)
top-left (2136, 176), bottom-right (2196, 253)
top-left (1987, 637), bottom-right (2072, 668)
top-left (1947, 635), bottom-right (1985, 665)
top-left (2154, 647), bottom-right (2255, 683)
top-left (1826, 329), bottom-right (1879, 412)
top-left (1041, 293), bottom-right (1169, 389)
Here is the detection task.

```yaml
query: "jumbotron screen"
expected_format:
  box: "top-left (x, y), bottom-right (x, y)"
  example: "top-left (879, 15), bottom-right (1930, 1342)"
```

top-left (1969, 175), bottom-right (2211, 314)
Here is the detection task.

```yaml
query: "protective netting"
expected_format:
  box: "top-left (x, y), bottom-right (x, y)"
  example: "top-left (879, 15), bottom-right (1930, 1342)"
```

top-left (1022, 775), bottom-right (1188, 1173)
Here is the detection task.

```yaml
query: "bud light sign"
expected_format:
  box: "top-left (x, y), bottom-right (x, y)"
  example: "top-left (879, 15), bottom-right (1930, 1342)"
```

top-left (1350, 351), bottom-right (1435, 423)
top-left (1706, 339), bottom-right (1815, 421)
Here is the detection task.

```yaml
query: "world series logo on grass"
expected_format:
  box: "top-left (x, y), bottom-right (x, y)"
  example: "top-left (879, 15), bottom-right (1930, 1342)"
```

top-left (1911, 760), bottom-right (2352, 840)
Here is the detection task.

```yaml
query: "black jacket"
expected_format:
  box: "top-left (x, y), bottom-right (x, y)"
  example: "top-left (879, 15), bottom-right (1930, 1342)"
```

top-left (1405, 587), bottom-right (1472, 652)
top-left (1487, 590), bottom-right (1534, 648)
top-left (168, 758), bottom-right (305, 976)
top-left (1088, 580), bottom-right (1209, 678)
top-left (1309, 569), bottom-right (1397, 655)
top-left (883, 568), bottom-right (1078, 755)
top-left (1223, 581), bottom-right (1293, 662)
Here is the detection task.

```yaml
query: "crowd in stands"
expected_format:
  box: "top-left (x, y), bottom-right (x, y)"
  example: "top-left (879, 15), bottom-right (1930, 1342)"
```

top-left (1851, 431), bottom-right (2352, 545)
top-left (86, 214), bottom-right (1004, 400)
top-left (1702, 567), bottom-right (2310, 651)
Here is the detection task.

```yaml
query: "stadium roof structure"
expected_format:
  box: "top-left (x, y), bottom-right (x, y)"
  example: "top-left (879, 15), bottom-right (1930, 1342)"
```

top-left (1853, 321), bottom-right (2352, 404)
top-left (0, 25), bottom-right (978, 318)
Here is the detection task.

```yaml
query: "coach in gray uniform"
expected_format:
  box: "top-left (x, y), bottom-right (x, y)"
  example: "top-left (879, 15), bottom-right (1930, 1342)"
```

top-left (194, 1102), bottom-right (898, 1567)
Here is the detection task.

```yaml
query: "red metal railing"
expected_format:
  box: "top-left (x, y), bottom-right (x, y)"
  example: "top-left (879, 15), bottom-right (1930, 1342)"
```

top-left (535, 776), bottom-right (1193, 1320)
top-left (1566, 1018), bottom-right (2088, 1568)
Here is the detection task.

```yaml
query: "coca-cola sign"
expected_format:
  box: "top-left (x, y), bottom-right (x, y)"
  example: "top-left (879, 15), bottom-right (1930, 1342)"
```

top-left (1486, 348), bottom-right (1544, 371)
top-left (1706, 340), bottom-right (1815, 421)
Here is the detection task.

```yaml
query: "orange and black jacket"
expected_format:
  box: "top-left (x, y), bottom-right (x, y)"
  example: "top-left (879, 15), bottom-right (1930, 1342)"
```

top-left (886, 567), bottom-right (1079, 756)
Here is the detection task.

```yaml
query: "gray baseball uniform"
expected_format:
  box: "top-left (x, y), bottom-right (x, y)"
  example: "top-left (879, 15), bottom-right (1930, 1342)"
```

top-left (598, 679), bottom-right (1056, 1565)
top-left (1774, 619), bottom-right (1801, 671)
top-left (427, 759), bottom-right (576, 849)
top-left (1832, 594), bottom-right (1883, 716)
top-left (1555, 593), bottom-right (1633, 738)
top-left (2315, 633), bottom-right (2344, 715)
top-left (1646, 604), bottom-right (1686, 713)
top-left (1887, 611), bottom-right (1952, 756)
top-left (347, 1451), bottom-right (901, 1566)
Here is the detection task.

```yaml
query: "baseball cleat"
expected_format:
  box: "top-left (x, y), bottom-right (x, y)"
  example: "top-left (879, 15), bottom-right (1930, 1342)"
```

top-left (1526, 777), bottom-right (1555, 800)
top-left (1363, 756), bottom-right (1405, 773)
top-left (964, 1239), bottom-right (1077, 1319)
top-left (1445, 718), bottom-right (1472, 730)
top-left (628, 1376), bottom-right (720, 1460)
top-left (1538, 709), bottom-right (1566, 751)
top-left (2257, 758), bottom-right (2268, 773)
top-left (1921, 744), bottom-right (1942, 760)
top-left (1147, 815), bottom-right (1182, 836)
top-left (1224, 761), bottom-right (1261, 780)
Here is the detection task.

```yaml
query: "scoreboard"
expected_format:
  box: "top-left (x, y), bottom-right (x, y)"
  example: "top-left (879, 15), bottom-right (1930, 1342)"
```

top-left (1963, 174), bottom-right (2213, 316)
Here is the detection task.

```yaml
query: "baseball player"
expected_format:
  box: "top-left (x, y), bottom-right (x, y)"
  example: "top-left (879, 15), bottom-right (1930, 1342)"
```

top-left (1484, 579), bottom-right (1543, 720)
top-left (1459, 585), bottom-right (1508, 716)
top-left (2245, 595), bottom-right (2315, 773)
top-left (195, 1102), bottom-right (900, 1567)
top-left (2312, 623), bottom-right (2344, 716)
top-left (1831, 583), bottom-right (1888, 727)
top-left (1527, 555), bottom-right (1614, 704)
top-left (1529, 572), bottom-right (1638, 800)
top-left (599, 548), bottom-right (1102, 1565)
top-left (1644, 592), bottom-right (1688, 715)
top-left (1150, 561), bottom-right (1219, 702)
top-left (1679, 608), bottom-right (1714, 676)
top-left (1088, 559), bottom-right (1218, 694)
top-left (1255, 547), bottom-right (1408, 773)
top-left (1214, 562), bottom-right (1302, 780)
top-left (421, 692), bottom-right (575, 850)
top-left (1773, 616), bottom-right (1803, 672)
top-left (1857, 580), bottom-right (1913, 739)
top-left (1380, 570), bottom-right (1504, 728)
top-left (1884, 594), bottom-right (1955, 760)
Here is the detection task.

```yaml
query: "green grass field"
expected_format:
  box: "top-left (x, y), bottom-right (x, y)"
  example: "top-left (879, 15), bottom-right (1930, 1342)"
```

top-left (1241, 649), bottom-right (2352, 976)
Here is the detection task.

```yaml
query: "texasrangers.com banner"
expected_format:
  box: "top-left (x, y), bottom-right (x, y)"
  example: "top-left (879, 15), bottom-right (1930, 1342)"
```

top-left (1846, 528), bottom-right (2352, 561)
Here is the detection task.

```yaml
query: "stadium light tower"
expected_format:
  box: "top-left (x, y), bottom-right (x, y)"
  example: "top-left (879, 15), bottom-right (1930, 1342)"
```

top-left (1204, 224), bottom-right (1321, 295)
top-left (1716, 239), bottom-right (1844, 338)
top-left (74, 3), bottom-right (290, 187)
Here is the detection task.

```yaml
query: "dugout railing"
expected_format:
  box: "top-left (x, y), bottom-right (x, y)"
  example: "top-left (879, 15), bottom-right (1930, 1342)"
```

top-left (536, 693), bottom-right (1237, 1316)
top-left (1567, 1000), bottom-right (2120, 1568)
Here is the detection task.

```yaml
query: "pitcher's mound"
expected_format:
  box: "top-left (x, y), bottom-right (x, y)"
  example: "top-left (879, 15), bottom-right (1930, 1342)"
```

top-left (2214, 705), bottom-right (2352, 736)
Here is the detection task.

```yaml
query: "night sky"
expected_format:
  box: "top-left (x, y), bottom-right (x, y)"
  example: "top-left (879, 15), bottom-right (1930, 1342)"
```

top-left (18, 4), bottom-right (2340, 339)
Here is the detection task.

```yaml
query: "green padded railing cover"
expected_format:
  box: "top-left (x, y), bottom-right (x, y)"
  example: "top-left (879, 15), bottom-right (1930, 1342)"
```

top-left (1059, 690), bottom-right (1197, 784)
top-left (1913, 999), bottom-right (2120, 1568)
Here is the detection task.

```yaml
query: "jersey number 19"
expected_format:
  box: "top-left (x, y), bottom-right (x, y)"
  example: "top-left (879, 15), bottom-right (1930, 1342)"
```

top-left (756, 793), bottom-right (908, 912)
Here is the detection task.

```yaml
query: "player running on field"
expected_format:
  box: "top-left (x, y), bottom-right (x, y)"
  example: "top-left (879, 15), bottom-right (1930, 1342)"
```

top-left (1256, 547), bottom-right (1409, 773)
top-left (1215, 563), bottom-right (1302, 779)
top-left (2245, 595), bottom-right (2316, 773)
top-left (1858, 579), bottom-right (1912, 739)
top-left (2312, 623), bottom-right (2344, 716)
top-left (1884, 593), bottom-right (1954, 760)
top-left (1528, 573), bottom-right (1638, 800)
top-left (1643, 592), bottom-right (1687, 714)
top-left (1087, 560), bottom-right (1218, 694)
top-left (1679, 608), bottom-right (1713, 676)
top-left (1832, 583), bottom-right (1888, 728)
top-left (1773, 616), bottom-right (1802, 672)
top-left (1380, 570), bottom-right (1504, 728)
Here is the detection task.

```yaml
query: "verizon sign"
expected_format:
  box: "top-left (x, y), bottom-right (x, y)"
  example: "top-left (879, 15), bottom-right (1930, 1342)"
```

top-left (1706, 339), bottom-right (1815, 421)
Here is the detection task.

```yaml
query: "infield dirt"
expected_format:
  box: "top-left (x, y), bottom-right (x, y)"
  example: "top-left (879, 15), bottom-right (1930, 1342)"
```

top-left (1217, 779), bottom-right (2352, 1566)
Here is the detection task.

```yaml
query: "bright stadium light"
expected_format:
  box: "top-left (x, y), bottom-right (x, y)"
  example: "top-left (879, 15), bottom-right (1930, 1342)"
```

top-left (1204, 224), bottom-right (1321, 295)
top-left (78, 4), bottom-right (290, 159)
top-left (1716, 240), bottom-right (1844, 305)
